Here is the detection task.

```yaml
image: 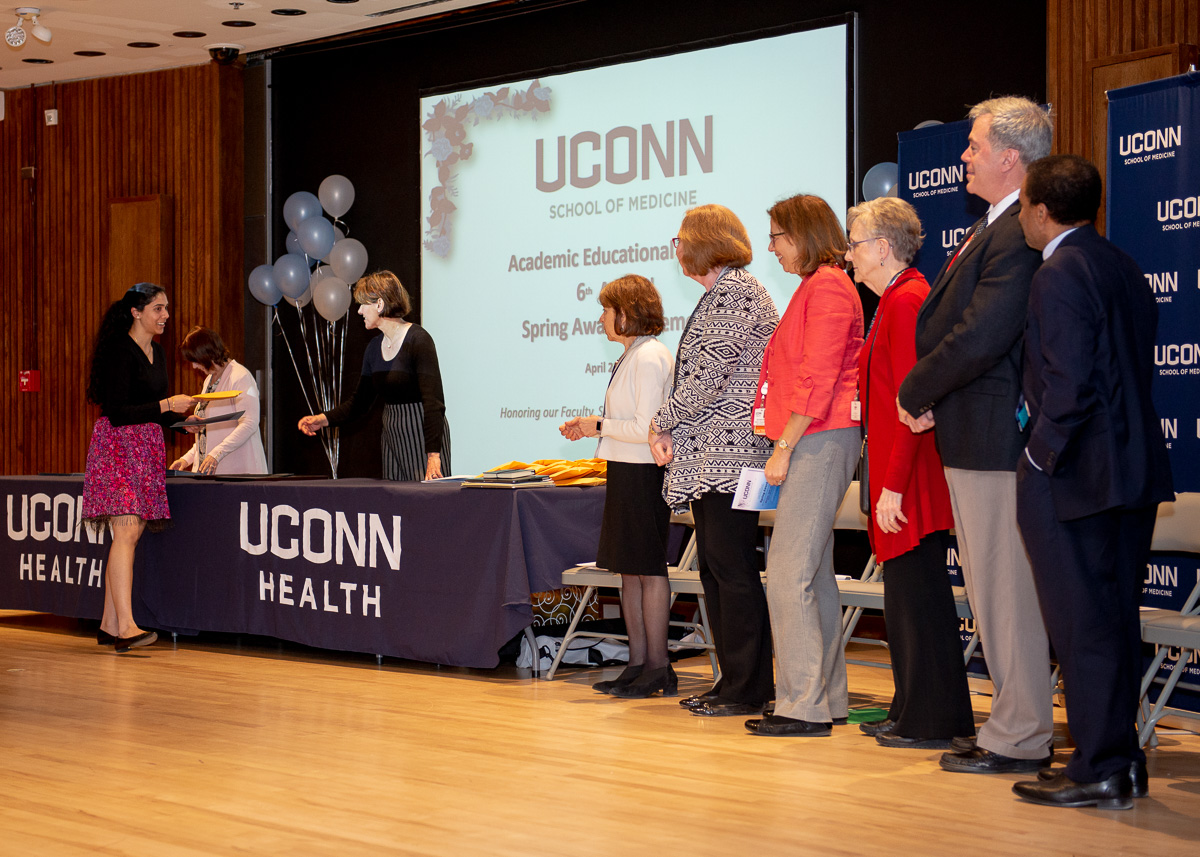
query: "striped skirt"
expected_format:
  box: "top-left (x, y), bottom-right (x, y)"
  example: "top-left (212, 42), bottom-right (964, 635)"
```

top-left (382, 402), bottom-right (452, 481)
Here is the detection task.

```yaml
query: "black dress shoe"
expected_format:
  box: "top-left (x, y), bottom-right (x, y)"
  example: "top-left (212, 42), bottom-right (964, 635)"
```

top-left (593, 664), bottom-right (643, 694)
top-left (744, 713), bottom-right (832, 736)
top-left (939, 746), bottom-right (1053, 774)
top-left (690, 699), bottom-right (764, 717)
top-left (859, 718), bottom-right (895, 736)
top-left (1013, 770), bottom-right (1133, 810)
top-left (113, 630), bottom-right (157, 654)
top-left (875, 732), bottom-right (955, 749)
top-left (832, 717), bottom-right (848, 726)
top-left (1038, 760), bottom-right (1148, 798)
top-left (679, 690), bottom-right (720, 710)
top-left (950, 734), bottom-right (977, 752)
top-left (97, 629), bottom-right (117, 646)
top-left (611, 665), bottom-right (678, 698)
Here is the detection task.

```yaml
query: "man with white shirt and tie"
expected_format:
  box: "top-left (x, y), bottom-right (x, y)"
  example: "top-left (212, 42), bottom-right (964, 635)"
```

top-left (896, 96), bottom-right (1055, 774)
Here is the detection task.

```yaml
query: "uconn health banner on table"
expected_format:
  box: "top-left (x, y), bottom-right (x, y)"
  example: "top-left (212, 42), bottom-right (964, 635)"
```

top-left (1107, 72), bottom-right (1200, 492)
top-left (897, 120), bottom-right (988, 285)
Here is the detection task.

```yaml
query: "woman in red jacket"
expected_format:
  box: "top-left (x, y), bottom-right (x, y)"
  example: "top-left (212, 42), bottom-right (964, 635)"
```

top-left (743, 194), bottom-right (864, 737)
top-left (846, 197), bottom-right (975, 748)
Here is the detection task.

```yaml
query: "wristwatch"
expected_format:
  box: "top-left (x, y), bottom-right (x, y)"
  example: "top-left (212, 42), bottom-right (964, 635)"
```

top-left (596, 419), bottom-right (603, 434)
top-left (776, 438), bottom-right (793, 452)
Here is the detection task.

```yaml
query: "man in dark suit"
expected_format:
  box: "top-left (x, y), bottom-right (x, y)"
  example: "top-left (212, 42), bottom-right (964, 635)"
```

top-left (1011, 155), bottom-right (1174, 809)
top-left (897, 97), bottom-right (1055, 774)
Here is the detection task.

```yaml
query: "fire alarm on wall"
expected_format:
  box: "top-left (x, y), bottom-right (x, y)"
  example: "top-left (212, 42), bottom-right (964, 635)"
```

top-left (18, 370), bottom-right (41, 392)
top-left (44, 109), bottom-right (58, 125)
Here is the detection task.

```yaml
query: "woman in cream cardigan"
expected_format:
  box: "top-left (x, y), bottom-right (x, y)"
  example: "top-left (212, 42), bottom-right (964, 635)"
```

top-left (560, 274), bottom-right (675, 698)
top-left (169, 326), bottom-right (268, 475)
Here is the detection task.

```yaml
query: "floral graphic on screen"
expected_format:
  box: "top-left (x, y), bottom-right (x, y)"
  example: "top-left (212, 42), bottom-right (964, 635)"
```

top-left (423, 79), bottom-right (552, 258)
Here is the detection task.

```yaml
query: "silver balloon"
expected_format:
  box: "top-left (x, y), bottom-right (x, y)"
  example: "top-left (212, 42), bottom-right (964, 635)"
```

top-left (283, 191), bottom-right (321, 232)
top-left (297, 215), bottom-right (336, 260)
top-left (329, 238), bottom-right (368, 285)
top-left (274, 253), bottom-right (311, 299)
top-left (319, 175), bottom-right (355, 219)
top-left (862, 162), bottom-right (899, 201)
top-left (312, 275), bottom-right (352, 322)
top-left (286, 286), bottom-right (313, 308)
top-left (310, 264), bottom-right (335, 288)
top-left (247, 264), bottom-right (282, 306)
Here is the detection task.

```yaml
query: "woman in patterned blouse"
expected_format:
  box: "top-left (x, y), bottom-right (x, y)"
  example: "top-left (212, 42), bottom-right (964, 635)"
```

top-left (649, 204), bottom-right (779, 717)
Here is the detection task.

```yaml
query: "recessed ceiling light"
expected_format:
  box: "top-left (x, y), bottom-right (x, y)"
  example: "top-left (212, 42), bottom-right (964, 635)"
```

top-left (326, 0), bottom-right (361, 4)
top-left (271, 8), bottom-right (307, 15)
top-left (173, 31), bottom-right (207, 39)
top-left (74, 50), bottom-right (106, 57)
top-left (222, 20), bottom-right (256, 27)
top-left (23, 57), bottom-right (52, 63)
top-left (128, 42), bottom-right (160, 48)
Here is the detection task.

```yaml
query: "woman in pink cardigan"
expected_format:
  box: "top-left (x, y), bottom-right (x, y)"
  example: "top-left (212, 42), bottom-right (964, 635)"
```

top-left (744, 194), bottom-right (864, 737)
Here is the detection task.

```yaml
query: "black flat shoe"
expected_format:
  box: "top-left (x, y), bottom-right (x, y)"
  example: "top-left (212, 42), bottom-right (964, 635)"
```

top-left (875, 732), bottom-right (955, 749)
top-left (1039, 760), bottom-right (1148, 798)
top-left (1013, 770), bottom-right (1133, 810)
top-left (744, 713), bottom-right (831, 736)
top-left (611, 665), bottom-right (678, 698)
top-left (939, 746), bottom-right (1053, 774)
top-left (593, 664), bottom-right (644, 694)
top-left (950, 734), bottom-right (978, 752)
top-left (97, 629), bottom-right (117, 646)
top-left (690, 699), bottom-right (764, 717)
top-left (114, 631), bottom-right (157, 654)
top-left (680, 690), bottom-right (720, 710)
top-left (859, 718), bottom-right (895, 736)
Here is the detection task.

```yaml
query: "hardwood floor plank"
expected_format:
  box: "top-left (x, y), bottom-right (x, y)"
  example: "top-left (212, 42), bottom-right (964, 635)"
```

top-left (1, 611), bottom-right (1198, 856)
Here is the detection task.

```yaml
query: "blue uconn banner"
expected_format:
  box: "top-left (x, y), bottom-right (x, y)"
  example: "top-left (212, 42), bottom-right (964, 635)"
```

top-left (897, 120), bottom-right (987, 284)
top-left (1107, 72), bottom-right (1200, 492)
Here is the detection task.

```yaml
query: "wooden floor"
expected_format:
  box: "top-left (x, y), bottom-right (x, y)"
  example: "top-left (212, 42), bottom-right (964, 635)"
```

top-left (1, 612), bottom-right (1198, 857)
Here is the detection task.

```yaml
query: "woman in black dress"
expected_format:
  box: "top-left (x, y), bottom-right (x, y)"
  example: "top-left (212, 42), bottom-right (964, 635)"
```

top-left (298, 270), bottom-right (451, 480)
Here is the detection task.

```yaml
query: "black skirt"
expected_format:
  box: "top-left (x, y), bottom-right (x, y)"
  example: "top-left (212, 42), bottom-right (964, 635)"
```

top-left (596, 460), bottom-right (671, 577)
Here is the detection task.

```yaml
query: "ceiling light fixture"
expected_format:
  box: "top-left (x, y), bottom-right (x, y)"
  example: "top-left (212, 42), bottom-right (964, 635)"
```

top-left (6, 7), bottom-right (51, 48)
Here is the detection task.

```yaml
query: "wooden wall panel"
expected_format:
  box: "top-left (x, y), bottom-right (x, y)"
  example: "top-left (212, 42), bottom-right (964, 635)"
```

top-left (0, 63), bottom-right (244, 476)
top-left (1049, 0), bottom-right (1200, 157)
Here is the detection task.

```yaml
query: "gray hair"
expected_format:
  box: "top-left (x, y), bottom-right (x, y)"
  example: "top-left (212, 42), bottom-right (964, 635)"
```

top-left (968, 96), bottom-right (1053, 166)
top-left (846, 197), bottom-right (924, 266)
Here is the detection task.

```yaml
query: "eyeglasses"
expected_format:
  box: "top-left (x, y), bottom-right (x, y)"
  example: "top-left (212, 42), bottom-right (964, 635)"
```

top-left (847, 236), bottom-right (885, 249)
top-left (767, 231), bottom-right (785, 243)
top-left (671, 237), bottom-right (681, 249)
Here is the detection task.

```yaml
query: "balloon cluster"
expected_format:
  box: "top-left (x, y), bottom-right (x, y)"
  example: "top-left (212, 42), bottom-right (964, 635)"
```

top-left (247, 175), bottom-right (369, 322)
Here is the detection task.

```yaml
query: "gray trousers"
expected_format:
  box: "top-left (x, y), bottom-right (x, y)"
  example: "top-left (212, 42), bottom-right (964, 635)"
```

top-left (766, 427), bottom-right (859, 722)
top-left (945, 467), bottom-right (1054, 759)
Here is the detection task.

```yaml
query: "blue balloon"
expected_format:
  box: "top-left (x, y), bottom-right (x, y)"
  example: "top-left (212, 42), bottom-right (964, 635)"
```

top-left (247, 264), bottom-right (282, 306)
top-left (296, 215), bottom-right (336, 261)
top-left (283, 191), bottom-right (321, 232)
top-left (285, 230), bottom-right (303, 257)
top-left (274, 253), bottom-right (311, 299)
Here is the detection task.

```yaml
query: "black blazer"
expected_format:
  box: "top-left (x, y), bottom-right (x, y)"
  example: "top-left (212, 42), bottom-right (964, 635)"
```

top-left (898, 202), bottom-right (1042, 471)
top-left (1021, 224), bottom-right (1174, 521)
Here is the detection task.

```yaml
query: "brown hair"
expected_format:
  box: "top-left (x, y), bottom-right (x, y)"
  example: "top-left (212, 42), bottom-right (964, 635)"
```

top-left (599, 274), bottom-right (666, 336)
top-left (676, 204), bottom-right (753, 276)
top-left (767, 194), bottom-right (847, 276)
top-left (353, 270), bottom-right (412, 319)
top-left (181, 326), bottom-right (232, 370)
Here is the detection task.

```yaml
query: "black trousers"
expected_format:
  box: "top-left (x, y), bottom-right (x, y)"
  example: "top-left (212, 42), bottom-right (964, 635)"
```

top-left (883, 529), bottom-right (976, 739)
top-left (691, 492), bottom-right (774, 704)
top-left (1016, 463), bottom-right (1156, 782)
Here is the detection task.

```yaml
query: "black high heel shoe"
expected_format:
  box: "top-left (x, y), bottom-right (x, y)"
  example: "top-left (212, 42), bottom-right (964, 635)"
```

top-left (611, 665), bottom-right (678, 698)
top-left (592, 664), bottom-right (644, 694)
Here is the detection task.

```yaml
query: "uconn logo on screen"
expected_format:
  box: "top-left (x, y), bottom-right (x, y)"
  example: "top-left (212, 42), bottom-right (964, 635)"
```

top-left (6, 492), bottom-right (107, 589)
top-left (240, 502), bottom-right (401, 618)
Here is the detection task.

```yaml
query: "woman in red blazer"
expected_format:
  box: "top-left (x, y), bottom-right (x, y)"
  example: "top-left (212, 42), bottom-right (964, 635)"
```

top-left (743, 194), bottom-right (863, 737)
top-left (846, 197), bottom-right (974, 748)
